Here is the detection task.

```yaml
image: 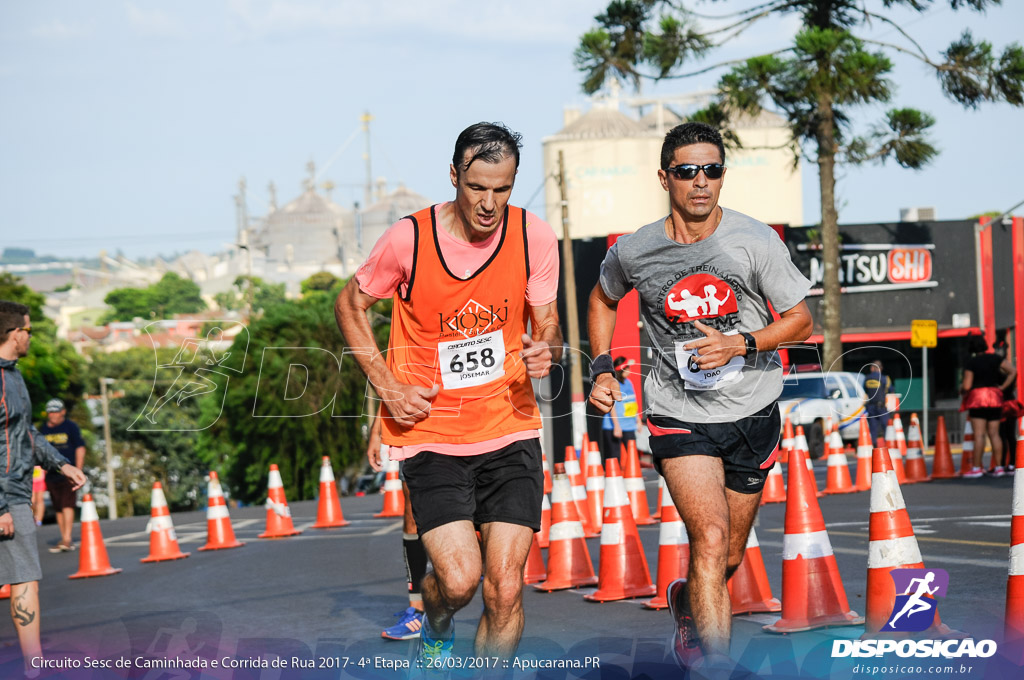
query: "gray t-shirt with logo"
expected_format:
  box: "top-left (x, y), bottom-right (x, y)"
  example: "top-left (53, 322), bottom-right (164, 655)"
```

top-left (599, 207), bottom-right (811, 423)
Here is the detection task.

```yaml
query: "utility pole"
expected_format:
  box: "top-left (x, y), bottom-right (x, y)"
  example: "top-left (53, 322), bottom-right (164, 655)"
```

top-left (557, 151), bottom-right (586, 451)
top-left (361, 111), bottom-right (373, 209)
top-left (99, 377), bottom-right (118, 519)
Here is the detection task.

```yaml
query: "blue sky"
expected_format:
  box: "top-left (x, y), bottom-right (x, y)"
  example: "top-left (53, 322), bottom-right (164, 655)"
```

top-left (2, 1), bottom-right (1022, 259)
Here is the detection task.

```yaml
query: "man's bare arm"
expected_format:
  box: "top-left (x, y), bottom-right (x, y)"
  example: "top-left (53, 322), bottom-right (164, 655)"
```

top-left (521, 301), bottom-right (563, 378)
top-left (685, 300), bottom-right (814, 371)
top-left (587, 283), bottom-right (621, 413)
top-left (334, 279), bottom-right (438, 428)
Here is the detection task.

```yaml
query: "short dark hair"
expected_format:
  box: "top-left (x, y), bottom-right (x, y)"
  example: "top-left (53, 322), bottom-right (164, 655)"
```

top-left (661, 122), bottom-right (726, 170)
top-left (968, 334), bottom-right (989, 355)
top-left (0, 300), bottom-right (30, 345)
top-left (452, 122), bottom-right (523, 177)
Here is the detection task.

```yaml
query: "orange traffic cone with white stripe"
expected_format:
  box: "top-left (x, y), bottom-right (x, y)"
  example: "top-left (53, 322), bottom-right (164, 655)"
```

top-left (584, 446), bottom-right (605, 536)
top-left (761, 459), bottom-right (786, 505)
top-left (141, 482), bottom-right (190, 562)
top-left (855, 414), bottom-right (874, 491)
top-left (70, 494), bottom-right (122, 578)
top-left (565, 447), bottom-right (597, 536)
top-left (904, 414), bottom-right (930, 483)
top-left (961, 420), bottom-right (976, 476)
top-left (622, 440), bottom-right (656, 525)
top-left (375, 456), bottom-right (404, 518)
top-left (930, 416), bottom-right (958, 479)
top-left (1007, 425), bottom-right (1024, 645)
top-left (643, 488), bottom-right (690, 610)
top-left (863, 446), bottom-right (958, 637)
top-left (199, 472), bottom-right (244, 550)
top-left (1003, 426), bottom-right (1019, 647)
top-left (524, 533), bottom-right (547, 585)
top-left (311, 457), bottom-right (349, 528)
top-left (585, 459), bottom-right (656, 601)
top-left (794, 427), bottom-right (823, 497)
top-left (538, 493), bottom-right (551, 548)
top-left (259, 464), bottom-right (302, 539)
top-left (885, 420), bottom-right (908, 484)
top-left (728, 527), bottom-right (781, 615)
top-left (892, 413), bottom-right (915, 485)
top-left (534, 464), bottom-right (597, 591)
top-left (824, 425), bottom-right (856, 494)
top-left (780, 415), bottom-right (795, 464)
top-left (763, 441), bottom-right (862, 632)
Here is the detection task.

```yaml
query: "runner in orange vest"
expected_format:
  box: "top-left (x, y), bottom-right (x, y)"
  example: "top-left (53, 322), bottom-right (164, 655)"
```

top-left (336, 123), bottom-right (561, 664)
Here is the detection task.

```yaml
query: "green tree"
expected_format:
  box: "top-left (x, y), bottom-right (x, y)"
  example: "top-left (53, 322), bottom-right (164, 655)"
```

top-left (576, 0), bottom-right (1024, 368)
top-left (83, 347), bottom-right (208, 515)
top-left (102, 272), bottom-right (206, 323)
top-left (301, 271), bottom-right (340, 295)
top-left (0, 273), bottom-right (86, 412)
top-left (196, 291), bottom-right (369, 504)
top-left (213, 276), bottom-right (286, 316)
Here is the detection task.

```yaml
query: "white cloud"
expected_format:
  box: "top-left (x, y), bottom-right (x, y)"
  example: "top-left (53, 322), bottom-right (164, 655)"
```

top-left (124, 1), bottom-right (186, 38)
top-left (225, 0), bottom-right (603, 45)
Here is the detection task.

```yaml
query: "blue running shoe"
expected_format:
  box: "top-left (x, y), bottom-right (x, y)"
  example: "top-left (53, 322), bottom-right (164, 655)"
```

top-left (381, 607), bottom-right (423, 641)
top-left (419, 614), bottom-right (454, 673)
top-left (666, 578), bottom-right (702, 669)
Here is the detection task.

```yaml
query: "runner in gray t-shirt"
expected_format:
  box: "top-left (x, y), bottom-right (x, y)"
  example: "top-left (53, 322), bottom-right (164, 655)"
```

top-left (588, 122), bottom-right (812, 672)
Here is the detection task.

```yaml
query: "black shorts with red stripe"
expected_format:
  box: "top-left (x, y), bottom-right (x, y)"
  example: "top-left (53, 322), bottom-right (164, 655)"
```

top-left (647, 401), bottom-right (781, 494)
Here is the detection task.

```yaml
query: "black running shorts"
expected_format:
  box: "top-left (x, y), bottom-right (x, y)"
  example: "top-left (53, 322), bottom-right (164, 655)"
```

top-left (647, 402), bottom-right (781, 494)
top-left (402, 438), bottom-right (543, 536)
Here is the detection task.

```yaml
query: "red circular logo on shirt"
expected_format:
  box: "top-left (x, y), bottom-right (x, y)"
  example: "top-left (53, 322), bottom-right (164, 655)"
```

top-left (664, 274), bottom-right (738, 323)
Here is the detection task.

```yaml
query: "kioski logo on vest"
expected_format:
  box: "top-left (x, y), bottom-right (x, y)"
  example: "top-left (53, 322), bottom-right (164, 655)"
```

top-left (883, 568), bottom-right (948, 632)
top-left (439, 299), bottom-right (509, 340)
top-left (664, 274), bottom-right (738, 324)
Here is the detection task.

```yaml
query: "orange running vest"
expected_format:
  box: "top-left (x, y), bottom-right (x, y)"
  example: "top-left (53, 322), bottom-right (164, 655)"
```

top-left (382, 204), bottom-right (541, 447)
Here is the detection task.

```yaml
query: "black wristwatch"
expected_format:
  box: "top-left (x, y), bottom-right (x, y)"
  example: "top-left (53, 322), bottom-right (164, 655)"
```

top-left (740, 331), bottom-right (758, 356)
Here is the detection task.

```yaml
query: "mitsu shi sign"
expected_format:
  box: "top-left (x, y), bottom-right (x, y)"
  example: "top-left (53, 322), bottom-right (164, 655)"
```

top-left (800, 243), bottom-right (935, 294)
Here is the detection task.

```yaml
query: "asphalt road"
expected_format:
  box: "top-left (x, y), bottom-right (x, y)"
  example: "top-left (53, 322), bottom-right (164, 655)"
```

top-left (1, 456), bottom-right (1021, 680)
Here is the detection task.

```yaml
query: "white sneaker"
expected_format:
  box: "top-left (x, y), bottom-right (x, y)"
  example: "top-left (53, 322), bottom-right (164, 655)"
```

top-left (991, 466), bottom-right (1007, 478)
top-left (963, 467), bottom-right (985, 479)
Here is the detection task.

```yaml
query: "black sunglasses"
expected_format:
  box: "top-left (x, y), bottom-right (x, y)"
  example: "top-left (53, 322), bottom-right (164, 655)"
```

top-left (666, 163), bottom-right (725, 180)
top-left (6, 326), bottom-right (32, 336)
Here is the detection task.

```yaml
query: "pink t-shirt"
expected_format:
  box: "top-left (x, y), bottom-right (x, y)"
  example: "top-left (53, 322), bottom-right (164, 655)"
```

top-left (355, 203), bottom-right (560, 459)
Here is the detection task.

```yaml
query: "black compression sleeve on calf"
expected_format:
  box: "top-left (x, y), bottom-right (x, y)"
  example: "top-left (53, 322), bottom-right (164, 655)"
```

top-left (403, 533), bottom-right (427, 601)
top-left (589, 353), bottom-right (615, 384)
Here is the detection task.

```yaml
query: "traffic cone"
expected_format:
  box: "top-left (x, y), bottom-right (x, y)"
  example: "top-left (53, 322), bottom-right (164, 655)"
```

top-left (565, 447), bottom-right (597, 536)
top-left (653, 476), bottom-right (664, 519)
top-left (728, 527), bottom-right (781, 615)
top-left (855, 414), bottom-right (874, 491)
top-left (824, 425), bottom-right (856, 494)
top-left (761, 446), bottom-right (786, 504)
top-left (763, 442), bottom-right (862, 632)
top-left (541, 446), bottom-right (552, 495)
top-left (538, 493), bottom-right (551, 548)
top-left (863, 446), bottom-right (958, 638)
top-left (585, 459), bottom-right (656, 602)
top-left (259, 464), bottom-right (302, 539)
top-left (311, 457), bottom-right (349, 528)
top-left (622, 439), bottom-right (656, 525)
top-left (886, 420), bottom-right (907, 484)
top-left (534, 465), bottom-right (597, 591)
top-left (69, 494), bottom-right (122, 578)
top-left (375, 457), bottom-right (404, 518)
top-left (523, 533), bottom-right (547, 585)
top-left (781, 415), bottom-right (795, 464)
top-left (198, 472), bottom-right (244, 550)
top-left (1004, 426), bottom-right (1024, 644)
top-left (961, 420), bottom-right (976, 476)
top-left (642, 489), bottom-right (690, 610)
top-left (0, 584), bottom-right (8, 599)
top-left (892, 413), bottom-right (915, 485)
top-left (794, 427), bottom-right (823, 497)
top-left (904, 414), bottom-right (930, 483)
top-left (930, 416), bottom-right (958, 479)
top-left (141, 482), bottom-right (190, 563)
top-left (584, 446), bottom-right (605, 535)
